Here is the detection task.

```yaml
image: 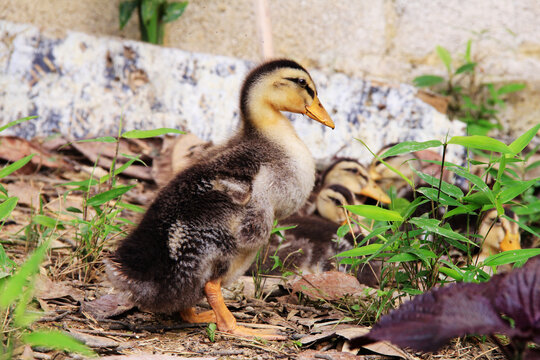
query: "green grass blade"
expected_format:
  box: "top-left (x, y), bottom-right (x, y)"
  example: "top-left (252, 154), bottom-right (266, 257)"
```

top-left (121, 128), bottom-right (185, 139)
top-left (76, 136), bottom-right (117, 143)
top-left (496, 83), bottom-right (526, 95)
top-left (119, 0), bottom-right (138, 29)
top-left (499, 179), bottom-right (537, 203)
top-left (86, 185), bottom-right (135, 207)
top-left (0, 154), bottom-right (35, 178)
top-left (0, 197), bottom-right (18, 221)
top-left (0, 116), bottom-right (37, 133)
top-left (502, 214), bottom-right (540, 238)
top-left (448, 135), bottom-right (512, 154)
top-left (32, 215), bottom-right (64, 229)
top-left (22, 330), bottom-right (95, 357)
top-left (344, 205), bottom-right (403, 221)
top-left (409, 217), bottom-right (472, 243)
top-left (380, 140), bottom-right (442, 159)
top-left (449, 166), bottom-right (495, 204)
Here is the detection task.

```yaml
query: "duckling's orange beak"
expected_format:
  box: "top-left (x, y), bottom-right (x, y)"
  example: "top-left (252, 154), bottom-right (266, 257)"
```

top-left (305, 96), bottom-right (335, 129)
top-left (358, 179), bottom-right (391, 204)
top-left (500, 232), bottom-right (521, 251)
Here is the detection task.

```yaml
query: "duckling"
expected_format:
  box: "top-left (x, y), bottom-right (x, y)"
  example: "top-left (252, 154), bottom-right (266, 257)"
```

top-left (106, 59), bottom-right (334, 340)
top-left (322, 158), bottom-right (391, 205)
top-left (316, 184), bottom-right (355, 224)
top-left (248, 215), bottom-right (381, 287)
top-left (474, 208), bottom-right (521, 273)
top-left (369, 144), bottom-right (447, 199)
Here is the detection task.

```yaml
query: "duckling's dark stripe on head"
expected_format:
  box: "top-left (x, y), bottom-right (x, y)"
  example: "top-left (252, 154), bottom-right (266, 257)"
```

top-left (503, 206), bottom-right (516, 219)
top-left (326, 184), bottom-right (354, 205)
top-left (285, 77), bottom-right (315, 99)
top-left (240, 59), bottom-right (309, 118)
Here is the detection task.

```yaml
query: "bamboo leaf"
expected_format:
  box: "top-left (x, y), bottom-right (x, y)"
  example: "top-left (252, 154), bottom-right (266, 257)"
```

top-left (23, 330), bottom-right (95, 357)
top-left (344, 205), bottom-right (403, 221)
top-left (336, 243), bottom-right (383, 258)
top-left (86, 185), bottom-right (135, 207)
top-left (0, 154), bottom-right (35, 178)
top-left (162, 1), bottom-right (188, 23)
top-left (0, 197), bottom-right (18, 221)
top-left (409, 217), bottom-right (472, 243)
top-left (380, 140), bottom-right (442, 159)
top-left (411, 168), bottom-right (464, 198)
top-left (448, 135), bottom-right (512, 154)
top-left (496, 83), bottom-right (526, 95)
top-left (413, 75), bottom-right (445, 87)
top-left (140, 0), bottom-right (156, 24)
top-left (76, 136), bottom-right (117, 143)
top-left (499, 179), bottom-right (537, 203)
top-left (436, 45), bottom-right (452, 73)
top-left (508, 123), bottom-right (540, 155)
top-left (482, 249), bottom-right (540, 267)
top-left (121, 128), bottom-right (185, 139)
top-left (0, 116), bottom-right (37, 133)
top-left (455, 62), bottom-right (476, 75)
top-left (119, 1), bottom-right (138, 29)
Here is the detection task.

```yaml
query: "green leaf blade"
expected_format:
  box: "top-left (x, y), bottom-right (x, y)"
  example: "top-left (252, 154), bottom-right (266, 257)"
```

top-left (448, 135), bottom-right (512, 154)
top-left (0, 154), bottom-right (36, 178)
top-left (23, 330), bottom-right (95, 357)
top-left (86, 185), bottom-right (135, 207)
top-left (0, 197), bottom-right (18, 221)
top-left (119, 1), bottom-right (138, 29)
top-left (380, 140), bottom-right (442, 159)
top-left (508, 123), bottom-right (540, 155)
top-left (413, 75), bottom-right (445, 87)
top-left (436, 45), bottom-right (452, 73)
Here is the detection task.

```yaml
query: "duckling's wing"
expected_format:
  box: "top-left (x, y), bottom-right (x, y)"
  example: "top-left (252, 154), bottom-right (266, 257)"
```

top-left (212, 176), bottom-right (252, 205)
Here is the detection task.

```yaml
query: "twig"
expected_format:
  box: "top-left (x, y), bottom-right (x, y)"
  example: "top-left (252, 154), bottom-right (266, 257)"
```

top-left (253, 0), bottom-right (274, 59)
top-left (70, 327), bottom-right (142, 338)
top-left (37, 310), bottom-right (72, 322)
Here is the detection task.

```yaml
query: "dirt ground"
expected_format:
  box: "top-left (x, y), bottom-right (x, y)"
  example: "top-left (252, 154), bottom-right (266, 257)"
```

top-left (0, 135), bottom-right (511, 360)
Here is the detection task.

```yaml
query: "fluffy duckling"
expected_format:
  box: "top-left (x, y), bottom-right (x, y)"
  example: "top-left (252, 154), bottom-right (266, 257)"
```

top-left (474, 208), bottom-right (521, 273)
top-left (369, 144), bottom-right (447, 198)
top-left (106, 59), bottom-right (334, 340)
top-left (316, 184), bottom-right (355, 224)
top-left (248, 215), bottom-right (381, 287)
top-left (322, 158), bottom-right (391, 205)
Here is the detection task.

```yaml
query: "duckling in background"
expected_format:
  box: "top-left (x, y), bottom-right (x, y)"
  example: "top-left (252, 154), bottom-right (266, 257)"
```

top-left (474, 208), bottom-right (521, 273)
top-left (316, 184), bottom-right (355, 224)
top-left (369, 144), bottom-right (447, 198)
top-left (322, 158), bottom-right (391, 205)
top-left (248, 215), bottom-right (381, 288)
top-left (106, 59), bottom-right (334, 340)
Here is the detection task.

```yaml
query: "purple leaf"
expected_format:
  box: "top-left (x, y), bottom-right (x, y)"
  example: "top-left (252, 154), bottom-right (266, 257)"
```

top-left (351, 257), bottom-right (540, 353)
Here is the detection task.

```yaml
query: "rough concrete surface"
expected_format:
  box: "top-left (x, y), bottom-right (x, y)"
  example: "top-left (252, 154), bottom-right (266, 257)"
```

top-left (0, 20), bottom-right (465, 166)
top-left (1, 0), bottom-right (539, 137)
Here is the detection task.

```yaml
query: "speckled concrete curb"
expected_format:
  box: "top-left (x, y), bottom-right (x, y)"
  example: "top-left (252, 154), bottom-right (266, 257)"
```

top-left (0, 20), bottom-right (465, 166)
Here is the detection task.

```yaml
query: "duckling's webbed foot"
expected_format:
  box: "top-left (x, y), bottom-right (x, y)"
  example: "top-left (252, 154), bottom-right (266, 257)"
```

top-left (180, 308), bottom-right (217, 323)
top-left (204, 278), bottom-right (287, 341)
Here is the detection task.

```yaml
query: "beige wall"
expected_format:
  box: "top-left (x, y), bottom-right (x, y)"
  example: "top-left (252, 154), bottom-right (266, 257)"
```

top-left (2, 0), bottom-right (539, 137)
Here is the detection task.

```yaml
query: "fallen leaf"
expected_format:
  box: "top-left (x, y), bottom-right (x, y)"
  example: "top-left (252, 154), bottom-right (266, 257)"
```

top-left (5, 182), bottom-right (42, 208)
top-left (81, 293), bottom-right (135, 320)
top-left (35, 275), bottom-right (84, 302)
top-left (0, 136), bottom-right (71, 171)
top-left (67, 329), bottom-right (119, 349)
top-left (101, 356), bottom-right (217, 360)
top-left (296, 349), bottom-right (363, 360)
top-left (292, 271), bottom-right (365, 301)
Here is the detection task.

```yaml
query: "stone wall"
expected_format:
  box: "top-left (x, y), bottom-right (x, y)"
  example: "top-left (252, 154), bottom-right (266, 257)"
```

top-left (1, 0), bottom-right (539, 137)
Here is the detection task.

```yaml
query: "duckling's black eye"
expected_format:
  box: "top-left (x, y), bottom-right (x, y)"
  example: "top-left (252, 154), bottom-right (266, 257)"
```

top-left (297, 78), bottom-right (307, 87)
top-left (329, 197), bottom-right (342, 206)
top-left (344, 167), bottom-right (359, 174)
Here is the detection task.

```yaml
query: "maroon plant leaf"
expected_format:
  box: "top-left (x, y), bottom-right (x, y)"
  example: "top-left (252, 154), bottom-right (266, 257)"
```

top-left (492, 256), bottom-right (540, 342)
top-left (352, 281), bottom-right (512, 352)
top-left (351, 258), bottom-right (540, 353)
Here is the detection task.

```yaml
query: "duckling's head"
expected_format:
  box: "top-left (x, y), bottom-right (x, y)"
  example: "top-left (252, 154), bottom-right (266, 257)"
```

top-left (240, 59), bottom-right (334, 130)
top-left (478, 208), bottom-right (521, 256)
top-left (322, 159), bottom-right (391, 204)
top-left (316, 184), bottom-right (355, 224)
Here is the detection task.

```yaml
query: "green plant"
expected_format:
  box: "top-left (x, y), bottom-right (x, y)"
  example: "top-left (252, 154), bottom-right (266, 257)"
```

top-left (206, 322), bottom-right (217, 342)
top-left (119, 0), bottom-right (188, 44)
top-left (337, 124), bottom-right (540, 321)
top-left (414, 42), bottom-right (526, 135)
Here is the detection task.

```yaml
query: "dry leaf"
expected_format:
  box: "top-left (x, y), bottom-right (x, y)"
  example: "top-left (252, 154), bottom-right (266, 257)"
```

top-left (68, 329), bottom-right (119, 349)
top-left (81, 293), bottom-right (135, 320)
top-left (35, 275), bottom-right (84, 302)
top-left (292, 271), bottom-right (365, 301)
top-left (297, 349), bottom-right (363, 360)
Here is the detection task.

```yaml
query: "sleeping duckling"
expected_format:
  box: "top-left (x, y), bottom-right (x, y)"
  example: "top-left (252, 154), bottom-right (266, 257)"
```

top-left (474, 208), bottom-right (521, 273)
top-left (322, 158), bottom-right (391, 205)
top-left (316, 184), bottom-right (355, 224)
top-left (106, 59), bottom-right (334, 340)
top-left (248, 215), bottom-right (381, 287)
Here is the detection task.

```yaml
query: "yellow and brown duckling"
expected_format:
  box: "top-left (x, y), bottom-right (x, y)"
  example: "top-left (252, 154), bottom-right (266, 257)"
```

top-left (322, 158), bottom-right (391, 205)
top-left (474, 208), bottom-right (521, 272)
top-left (106, 59), bottom-right (334, 340)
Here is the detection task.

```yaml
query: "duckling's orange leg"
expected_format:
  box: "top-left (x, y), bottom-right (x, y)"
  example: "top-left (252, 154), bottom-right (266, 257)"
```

top-left (204, 278), bottom-right (287, 340)
top-left (180, 307), bottom-right (217, 323)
